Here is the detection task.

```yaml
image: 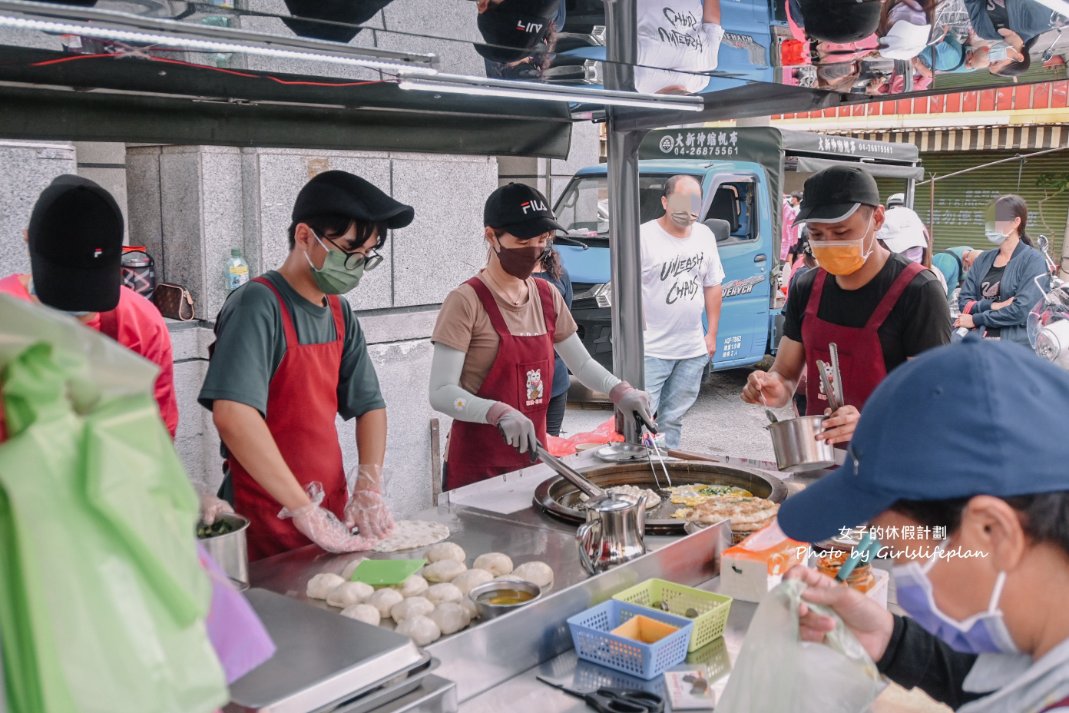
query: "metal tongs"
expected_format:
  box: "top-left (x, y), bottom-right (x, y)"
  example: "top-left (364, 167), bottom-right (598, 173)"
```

top-left (532, 442), bottom-right (606, 500)
top-left (637, 413), bottom-right (672, 491)
top-left (816, 342), bottom-right (845, 412)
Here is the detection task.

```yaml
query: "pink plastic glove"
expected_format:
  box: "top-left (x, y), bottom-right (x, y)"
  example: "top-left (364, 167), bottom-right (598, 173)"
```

top-left (278, 482), bottom-right (375, 554)
top-left (343, 464), bottom-right (396, 539)
top-left (199, 492), bottom-right (234, 525)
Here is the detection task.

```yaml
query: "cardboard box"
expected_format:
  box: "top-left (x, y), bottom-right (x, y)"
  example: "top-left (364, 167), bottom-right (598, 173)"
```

top-left (718, 527), bottom-right (809, 603)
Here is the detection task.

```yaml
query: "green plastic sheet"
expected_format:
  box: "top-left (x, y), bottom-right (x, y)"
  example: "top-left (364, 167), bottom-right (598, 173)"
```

top-left (0, 295), bottom-right (227, 712)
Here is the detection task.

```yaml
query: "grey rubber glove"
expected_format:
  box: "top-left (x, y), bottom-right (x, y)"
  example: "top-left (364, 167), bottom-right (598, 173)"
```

top-left (343, 464), bottom-right (396, 539)
top-left (610, 381), bottom-right (656, 431)
top-left (487, 402), bottom-right (537, 455)
top-left (278, 481), bottom-right (376, 553)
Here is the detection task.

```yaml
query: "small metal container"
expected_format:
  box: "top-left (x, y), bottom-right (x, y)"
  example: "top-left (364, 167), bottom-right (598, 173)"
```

top-left (198, 513), bottom-right (250, 590)
top-left (468, 580), bottom-right (541, 620)
top-left (766, 415), bottom-right (836, 472)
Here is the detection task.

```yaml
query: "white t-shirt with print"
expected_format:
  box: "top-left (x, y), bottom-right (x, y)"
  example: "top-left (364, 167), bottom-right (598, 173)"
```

top-left (636, 0), bottom-right (724, 94)
top-left (641, 218), bottom-right (725, 360)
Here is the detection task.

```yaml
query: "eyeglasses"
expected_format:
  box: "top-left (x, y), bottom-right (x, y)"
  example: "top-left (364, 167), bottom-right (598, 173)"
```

top-left (319, 232), bottom-right (385, 271)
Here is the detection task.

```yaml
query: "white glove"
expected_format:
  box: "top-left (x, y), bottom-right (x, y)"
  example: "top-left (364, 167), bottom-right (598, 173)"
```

top-left (199, 492), bottom-right (234, 525)
top-left (343, 464), bottom-right (396, 539)
top-left (278, 482), bottom-right (376, 553)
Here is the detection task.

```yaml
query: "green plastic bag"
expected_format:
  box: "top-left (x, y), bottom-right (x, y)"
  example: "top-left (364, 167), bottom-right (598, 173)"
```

top-left (717, 579), bottom-right (885, 713)
top-left (0, 296), bottom-right (227, 713)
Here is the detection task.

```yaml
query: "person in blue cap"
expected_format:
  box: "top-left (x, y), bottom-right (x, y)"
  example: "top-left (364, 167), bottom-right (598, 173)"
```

top-left (777, 335), bottom-right (1069, 712)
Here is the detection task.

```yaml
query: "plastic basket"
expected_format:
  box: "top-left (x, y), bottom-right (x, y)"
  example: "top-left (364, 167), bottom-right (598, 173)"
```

top-left (612, 578), bottom-right (733, 652)
top-left (567, 600), bottom-right (693, 680)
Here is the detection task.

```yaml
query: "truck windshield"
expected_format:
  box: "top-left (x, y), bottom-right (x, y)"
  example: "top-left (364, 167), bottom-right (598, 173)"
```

top-left (554, 174), bottom-right (688, 236)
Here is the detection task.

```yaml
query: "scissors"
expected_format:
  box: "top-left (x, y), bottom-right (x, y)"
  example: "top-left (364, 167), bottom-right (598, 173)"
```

top-left (537, 676), bottom-right (665, 713)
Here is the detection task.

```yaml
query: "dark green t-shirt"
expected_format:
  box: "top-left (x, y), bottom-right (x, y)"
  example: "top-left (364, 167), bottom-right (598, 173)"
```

top-left (198, 271), bottom-right (385, 420)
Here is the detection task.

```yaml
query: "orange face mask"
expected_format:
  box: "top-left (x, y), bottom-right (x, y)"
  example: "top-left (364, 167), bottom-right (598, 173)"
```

top-left (809, 224), bottom-right (874, 276)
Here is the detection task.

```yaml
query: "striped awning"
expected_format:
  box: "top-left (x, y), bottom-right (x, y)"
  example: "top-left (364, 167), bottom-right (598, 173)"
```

top-left (829, 125), bottom-right (1067, 152)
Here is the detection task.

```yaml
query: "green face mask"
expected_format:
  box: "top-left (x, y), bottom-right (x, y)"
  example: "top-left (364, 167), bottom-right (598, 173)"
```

top-left (304, 232), bottom-right (365, 294)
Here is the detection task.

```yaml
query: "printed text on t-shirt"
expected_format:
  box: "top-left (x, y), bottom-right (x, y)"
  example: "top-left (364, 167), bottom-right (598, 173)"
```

top-left (660, 252), bottom-right (705, 304)
top-left (658, 6), bottom-right (703, 51)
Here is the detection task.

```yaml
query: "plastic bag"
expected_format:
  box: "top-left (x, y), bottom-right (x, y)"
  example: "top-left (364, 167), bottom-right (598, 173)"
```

top-left (547, 417), bottom-right (626, 456)
top-left (717, 579), bottom-right (885, 713)
top-left (0, 296), bottom-right (227, 713)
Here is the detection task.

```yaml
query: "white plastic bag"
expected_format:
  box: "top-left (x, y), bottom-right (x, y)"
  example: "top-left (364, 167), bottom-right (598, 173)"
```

top-left (717, 579), bottom-right (885, 713)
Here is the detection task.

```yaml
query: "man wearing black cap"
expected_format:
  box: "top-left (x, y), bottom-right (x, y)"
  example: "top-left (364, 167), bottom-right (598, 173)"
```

top-left (0, 175), bottom-right (178, 439)
top-left (742, 165), bottom-right (949, 444)
top-left (476, 0), bottom-right (562, 79)
top-left (430, 182), bottom-right (653, 489)
top-left (199, 170), bottom-right (414, 560)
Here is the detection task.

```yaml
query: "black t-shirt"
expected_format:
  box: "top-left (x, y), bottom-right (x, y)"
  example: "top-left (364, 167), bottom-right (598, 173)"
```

top-left (980, 262), bottom-right (1006, 337)
top-left (783, 254), bottom-right (952, 373)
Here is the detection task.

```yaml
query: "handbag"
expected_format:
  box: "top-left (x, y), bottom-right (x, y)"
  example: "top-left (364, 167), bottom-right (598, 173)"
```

top-left (153, 283), bottom-right (195, 321)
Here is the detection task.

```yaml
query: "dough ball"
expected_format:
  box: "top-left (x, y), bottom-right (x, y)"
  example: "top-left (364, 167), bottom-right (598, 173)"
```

top-left (430, 602), bottom-right (472, 636)
top-left (396, 615), bottom-right (441, 646)
top-left (510, 561), bottom-right (554, 589)
top-left (451, 569), bottom-right (494, 596)
top-left (473, 552), bottom-right (513, 577)
top-left (368, 588), bottom-right (405, 619)
top-left (326, 581), bottom-right (375, 608)
top-left (391, 596), bottom-right (434, 622)
top-left (426, 582), bottom-right (463, 605)
top-left (340, 603), bottom-right (381, 626)
top-left (306, 573), bottom-right (346, 600)
top-left (425, 542), bottom-right (466, 564)
top-left (422, 560), bottom-right (467, 583)
top-left (397, 574), bottom-right (429, 597)
top-left (340, 558), bottom-right (365, 580)
top-left (459, 596), bottom-right (479, 620)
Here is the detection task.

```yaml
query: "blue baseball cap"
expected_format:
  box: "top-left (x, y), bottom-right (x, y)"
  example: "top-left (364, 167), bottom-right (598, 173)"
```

top-left (778, 335), bottom-right (1069, 543)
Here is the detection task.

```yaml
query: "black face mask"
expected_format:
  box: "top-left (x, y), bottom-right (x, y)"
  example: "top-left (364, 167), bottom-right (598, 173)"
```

top-left (494, 239), bottom-right (546, 280)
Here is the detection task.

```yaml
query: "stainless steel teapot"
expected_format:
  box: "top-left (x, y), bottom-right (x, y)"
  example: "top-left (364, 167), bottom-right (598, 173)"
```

top-left (576, 494), bottom-right (646, 575)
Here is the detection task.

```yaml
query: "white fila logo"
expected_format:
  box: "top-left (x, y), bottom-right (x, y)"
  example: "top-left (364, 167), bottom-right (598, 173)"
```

top-left (520, 199), bottom-right (547, 214)
top-left (93, 248), bottom-right (103, 258)
top-left (516, 20), bottom-right (543, 33)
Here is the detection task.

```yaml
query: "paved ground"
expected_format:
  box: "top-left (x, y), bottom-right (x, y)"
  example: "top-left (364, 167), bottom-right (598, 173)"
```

top-left (558, 366), bottom-right (789, 463)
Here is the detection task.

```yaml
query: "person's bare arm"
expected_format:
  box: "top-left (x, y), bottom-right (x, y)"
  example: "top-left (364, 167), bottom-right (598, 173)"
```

top-left (355, 408), bottom-right (386, 466)
top-left (703, 284), bottom-right (723, 356)
top-left (702, 0), bottom-right (721, 24)
top-left (213, 399), bottom-right (310, 510)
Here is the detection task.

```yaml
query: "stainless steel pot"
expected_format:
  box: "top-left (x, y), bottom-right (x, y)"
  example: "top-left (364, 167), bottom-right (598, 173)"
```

top-left (576, 495), bottom-right (646, 575)
top-left (766, 415), bottom-right (836, 472)
top-left (468, 579), bottom-right (542, 620)
top-left (198, 513), bottom-right (250, 590)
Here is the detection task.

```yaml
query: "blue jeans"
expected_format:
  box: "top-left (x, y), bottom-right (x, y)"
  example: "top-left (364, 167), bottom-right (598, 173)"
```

top-left (643, 354), bottom-right (709, 449)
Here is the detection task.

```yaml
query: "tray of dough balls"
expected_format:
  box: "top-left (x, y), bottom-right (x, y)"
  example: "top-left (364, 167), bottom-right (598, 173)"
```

top-left (304, 541), bottom-right (556, 648)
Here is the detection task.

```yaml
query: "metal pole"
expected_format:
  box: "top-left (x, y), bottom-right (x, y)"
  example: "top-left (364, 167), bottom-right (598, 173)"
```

top-left (603, 0), bottom-right (645, 445)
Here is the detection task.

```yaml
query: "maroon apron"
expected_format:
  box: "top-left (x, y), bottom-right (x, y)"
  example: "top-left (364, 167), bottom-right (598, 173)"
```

top-left (444, 277), bottom-right (557, 491)
top-left (802, 262), bottom-right (925, 415)
top-left (229, 277), bottom-right (349, 561)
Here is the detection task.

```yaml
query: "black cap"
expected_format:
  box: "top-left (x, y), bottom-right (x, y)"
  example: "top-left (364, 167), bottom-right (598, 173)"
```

top-left (28, 175), bottom-right (123, 312)
top-left (282, 0), bottom-right (384, 43)
top-left (798, 0), bottom-right (880, 43)
top-left (475, 0), bottom-right (558, 63)
top-left (795, 165), bottom-right (880, 224)
top-left (484, 182), bottom-right (565, 238)
top-left (292, 170), bottom-right (414, 230)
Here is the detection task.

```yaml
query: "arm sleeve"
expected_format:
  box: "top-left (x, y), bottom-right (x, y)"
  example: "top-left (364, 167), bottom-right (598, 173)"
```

top-left (958, 256), bottom-right (983, 312)
top-left (555, 333), bottom-right (622, 395)
top-left (337, 305), bottom-right (387, 420)
top-left (703, 236), bottom-right (725, 287)
top-left (701, 22), bottom-right (724, 70)
top-left (972, 254), bottom-right (1050, 328)
top-left (782, 272), bottom-right (809, 342)
top-left (428, 343), bottom-right (498, 424)
top-left (901, 274), bottom-right (952, 353)
top-left (876, 615), bottom-right (985, 709)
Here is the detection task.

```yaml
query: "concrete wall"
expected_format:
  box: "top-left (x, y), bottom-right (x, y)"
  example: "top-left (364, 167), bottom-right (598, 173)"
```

top-left (0, 141), bottom-right (77, 275)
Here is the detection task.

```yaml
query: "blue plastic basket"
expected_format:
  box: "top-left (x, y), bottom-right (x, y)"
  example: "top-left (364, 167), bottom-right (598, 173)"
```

top-left (566, 600), bottom-right (694, 680)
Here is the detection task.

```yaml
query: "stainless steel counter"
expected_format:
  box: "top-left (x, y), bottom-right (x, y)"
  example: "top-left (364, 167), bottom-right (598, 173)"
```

top-left (246, 449), bottom-right (837, 712)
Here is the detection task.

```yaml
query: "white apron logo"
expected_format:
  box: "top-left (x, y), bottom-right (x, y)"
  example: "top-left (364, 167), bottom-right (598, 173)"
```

top-left (525, 368), bottom-right (545, 406)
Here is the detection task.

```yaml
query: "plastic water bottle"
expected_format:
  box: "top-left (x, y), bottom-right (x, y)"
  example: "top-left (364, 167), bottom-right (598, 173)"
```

top-left (225, 248), bottom-right (249, 292)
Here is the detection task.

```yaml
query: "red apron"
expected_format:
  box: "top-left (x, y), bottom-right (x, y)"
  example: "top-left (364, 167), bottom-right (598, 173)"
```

top-left (228, 277), bottom-right (348, 561)
top-left (444, 277), bottom-right (557, 491)
top-left (802, 262), bottom-right (924, 415)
